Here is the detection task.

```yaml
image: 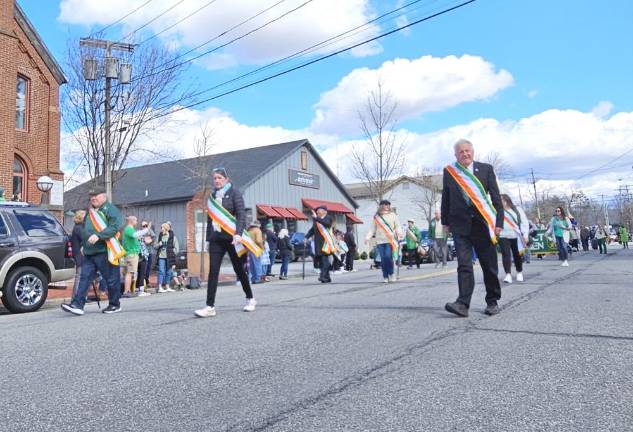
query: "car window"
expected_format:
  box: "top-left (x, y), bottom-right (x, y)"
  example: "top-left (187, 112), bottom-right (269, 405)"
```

top-left (0, 215), bottom-right (8, 237)
top-left (14, 210), bottom-right (65, 237)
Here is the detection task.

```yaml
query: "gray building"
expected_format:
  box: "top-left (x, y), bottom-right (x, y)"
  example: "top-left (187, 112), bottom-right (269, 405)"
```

top-left (64, 139), bottom-right (361, 275)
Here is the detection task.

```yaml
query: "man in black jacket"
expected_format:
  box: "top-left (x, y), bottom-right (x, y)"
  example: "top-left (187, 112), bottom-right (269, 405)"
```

top-left (265, 223), bottom-right (278, 276)
top-left (441, 139), bottom-right (504, 317)
top-left (344, 225), bottom-right (357, 271)
top-left (305, 205), bottom-right (334, 283)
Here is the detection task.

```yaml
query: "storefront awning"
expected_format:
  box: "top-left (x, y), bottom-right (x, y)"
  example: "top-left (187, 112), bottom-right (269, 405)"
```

top-left (346, 213), bottom-right (364, 224)
top-left (302, 198), bottom-right (354, 214)
top-left (286, 207), bottom-right (308, 220)
top-left (272, 206), bottom-right (295, 219)
top-left (257, 204), bottom-right (282, 218)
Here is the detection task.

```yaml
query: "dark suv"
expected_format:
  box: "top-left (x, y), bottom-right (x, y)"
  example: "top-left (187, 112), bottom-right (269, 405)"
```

top-left (0, 203), bottom-right (75, 313)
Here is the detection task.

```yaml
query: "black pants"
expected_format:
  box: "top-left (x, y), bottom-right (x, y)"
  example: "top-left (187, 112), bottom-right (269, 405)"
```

top-left (206, 239), bottom-right (253, 307)
top-left (136, 257), bottom-right (147, 288)
top-left (405, 247), bottom-right (420, 268)
top-left (453, 218), bottom-right (501, 307)
top-left (581, 238), bottom-right (589, 251)
top-left (317, 254), bottom-right (331, 281)
top-left (499, 238), bottom-right (523, 274)
top-left (345, 248), bottom-right (355, 271)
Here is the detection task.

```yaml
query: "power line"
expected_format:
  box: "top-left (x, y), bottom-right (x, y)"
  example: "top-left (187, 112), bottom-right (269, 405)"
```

top-left (181, 0), bottom-right (444, 102)
top-left (131, 0), bottom-right (314, 83)
top-left (89, 0), bottom-right (156, 37)
top-left (120, 0), bottom-right (186, 42)
top-left (575, 147), bottom-right (633, 180)
top-left (144, 0), bottom-right (477, 122)
top-left (138, 0), bottom-right (223, 45)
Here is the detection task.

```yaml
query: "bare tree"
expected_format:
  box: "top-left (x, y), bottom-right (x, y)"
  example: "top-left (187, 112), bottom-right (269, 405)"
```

top-left (483, 151), bottom-right (513, 180)
top-left (351, 80), bottom-right (407, 203)
top-left (412, 167), bottom-right (443, 226)
top-left (62, 38), bottom-right (194, 190)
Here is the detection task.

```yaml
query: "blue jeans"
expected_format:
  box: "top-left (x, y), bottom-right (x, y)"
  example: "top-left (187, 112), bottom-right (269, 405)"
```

top-left (555, 236), bottom-right (568, 260)
top-left (145, 254), bottom-right (153, 284)
top-left (280, 254), bottom-right (290, 277)
top-left (377, 243), bottom-right (394, 279)
top-left (266, 250), bottom-right (277, 275)
top-left (249, 252), bottom-right (262, 283)
top-left (72, 253), bottom-right (121, 309)
top-left (157, 258), bottom-right (172, 286)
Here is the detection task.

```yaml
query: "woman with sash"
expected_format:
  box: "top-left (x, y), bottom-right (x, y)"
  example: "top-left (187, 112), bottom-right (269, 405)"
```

top-left (194, 168), bottom-right (256, 318)
top-left (305, 205), bottom-right (335, 283)
top-left (498, 194), bottom-right (529, 284)
top-left (365, 199), bottom-right (403, 283)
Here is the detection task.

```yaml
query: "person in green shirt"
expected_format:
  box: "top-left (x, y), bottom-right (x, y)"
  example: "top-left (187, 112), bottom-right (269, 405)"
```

top-left (62, 187), bottom-right (123, 315)
top-left (429, 210), bottom-right (448, 268)
top-left (121, 216), bottom-right (151, 297)
top-left (620, 225), bottom-right (629, 249)
top-left (404, 219), bottom-right (421, 269)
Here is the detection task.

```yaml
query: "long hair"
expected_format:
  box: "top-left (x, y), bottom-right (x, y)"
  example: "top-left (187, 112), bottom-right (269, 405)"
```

top-left (501, 194), bottom-right (518, 215)
top-left (556, 206), bottom-right (566, 218)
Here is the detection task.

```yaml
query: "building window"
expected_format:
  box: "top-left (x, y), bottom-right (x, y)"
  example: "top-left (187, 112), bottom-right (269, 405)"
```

top-left (300, 151), bottom-right (308, 171)
top-left (16, 75), bottom-right (29, 130)
top-left (13, 157), bottom-right (27, 201)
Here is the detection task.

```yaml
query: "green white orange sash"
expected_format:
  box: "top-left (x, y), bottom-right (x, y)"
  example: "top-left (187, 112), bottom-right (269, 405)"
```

top-left (207, 197), bottom-right (263, 257)
top-left (316, 221), bottom-right (336, 255)
top-left (504, 209), bottom-right (527, 253)
top-left (374, 214), bottom-right (399, 259)
top-left (445, 163), bottom-right (498, 243)
top-left (88, 208), bottom-right (125, 265)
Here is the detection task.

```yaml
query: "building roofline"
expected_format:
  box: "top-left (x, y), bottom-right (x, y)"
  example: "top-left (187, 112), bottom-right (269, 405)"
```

top-left (14, 3), bottom-right (67, 85)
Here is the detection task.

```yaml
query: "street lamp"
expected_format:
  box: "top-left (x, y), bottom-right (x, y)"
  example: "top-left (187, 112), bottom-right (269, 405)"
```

top-left (36, 176), bottom-right (54, 205)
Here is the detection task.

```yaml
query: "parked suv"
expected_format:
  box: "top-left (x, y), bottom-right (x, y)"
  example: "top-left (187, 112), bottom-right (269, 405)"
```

top-left (0, 203), bottom-right (75, 313)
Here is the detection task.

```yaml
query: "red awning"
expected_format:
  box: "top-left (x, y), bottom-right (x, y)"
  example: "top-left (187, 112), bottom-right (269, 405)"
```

top-left (287, 207), bottom-right (308, 220)
top-left (302, 198), bottom-right (354, 214)
top-left (346, 213), bottom-right (364, 224)
top-left (257, 204), bottom-right (282, 218)
top-left (272, 206), bottom-right (295, 219)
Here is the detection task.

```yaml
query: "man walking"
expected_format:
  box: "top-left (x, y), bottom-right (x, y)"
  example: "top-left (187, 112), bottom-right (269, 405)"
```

top-left (62, 187), bottom-right (124, 315)
top-left (580, 225), bottom-right (590, 252)
top-left (441, 139), bottom-right (504, 317)
top-left (404, 219), bottom-right (421, 269)
top-left (305, 205), bottom-right (334, 283)
top-left (344, 225), bottom-right (357, 272)
top-left (265, 223), bottom-right (278, 277)
top-left (429, 210), bottom-right (448, 268)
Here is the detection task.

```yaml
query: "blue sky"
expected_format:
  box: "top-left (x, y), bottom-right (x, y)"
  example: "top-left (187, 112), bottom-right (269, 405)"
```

top-left (18, 0), bottom-right (633, 197)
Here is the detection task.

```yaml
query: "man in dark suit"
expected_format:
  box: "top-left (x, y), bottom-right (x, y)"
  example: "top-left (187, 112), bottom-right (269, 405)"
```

top-left (305, 205), bottom-right (334, 283)
top-left (441, 139), bottom-right (504, 317)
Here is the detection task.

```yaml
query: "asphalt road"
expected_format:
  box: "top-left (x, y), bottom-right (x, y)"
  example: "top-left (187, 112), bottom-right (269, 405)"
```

top-left (2, 248), bottom-right (632, 431)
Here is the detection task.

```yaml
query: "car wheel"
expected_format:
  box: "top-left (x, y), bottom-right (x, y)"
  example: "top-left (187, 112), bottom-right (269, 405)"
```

top-left (1, 266), bottom-right (49, 313)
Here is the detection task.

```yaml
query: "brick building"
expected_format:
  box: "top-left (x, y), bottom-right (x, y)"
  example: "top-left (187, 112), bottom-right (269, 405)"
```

top-left (0, 0), bottom-right (66, 208)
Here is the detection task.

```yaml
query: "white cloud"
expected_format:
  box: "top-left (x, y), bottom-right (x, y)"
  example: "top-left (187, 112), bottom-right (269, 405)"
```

top-left (592, 100), bottom-right (613, 119)
top-left (58, 0), bottom-right (381, 68)
top-left (528, 89), bottom-right (538, 98)
top-left (309, 54), bottom-right (514, 135)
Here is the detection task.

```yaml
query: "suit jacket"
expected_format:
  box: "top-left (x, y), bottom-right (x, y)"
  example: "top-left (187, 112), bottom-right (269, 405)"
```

top-left (206, 185), bottom-right (247, 243)
top-left (305, 214), bottom-right (333, 256)
top-left (440, 161), bottom-right (504, 236)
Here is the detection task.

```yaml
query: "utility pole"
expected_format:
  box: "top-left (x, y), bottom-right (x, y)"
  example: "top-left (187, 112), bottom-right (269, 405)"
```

top-left (517, 183), bottom-right (524, 207)
top-left (79, 38), bottom-right (134, 202)
top-left (530, 168), bottom-right (540, 220)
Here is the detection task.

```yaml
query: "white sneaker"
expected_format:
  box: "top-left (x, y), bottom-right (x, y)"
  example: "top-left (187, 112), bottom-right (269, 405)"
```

top-left (157, 287), bottom-right (167, 293)
top-left (165, 287), bottom-right (176, 292)
top-left (388, 274), bottom-right (397, 283)
top-left (313, 269), bottom-right (320, 274)
top-left (561, 260), bottom-right (569, 267)
top-left (194, 306), bottom-right (216, 318)
top-left (333, 270), bottom-right (343, 274)
top-left (516, 272), bottom-right (524, 282)
top-left (138, 291), bottom-right (151, 297)
top-left (243, 298), bottom-right (257, 312)
top-left (383, 278), bottom-right (389, 284)
top-left (503, 274), bottom-right (513, 284)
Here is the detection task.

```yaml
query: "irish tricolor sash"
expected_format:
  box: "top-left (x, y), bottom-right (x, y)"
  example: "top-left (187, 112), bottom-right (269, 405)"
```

top-left (316, 221), bottom-right (336, 255)
top-left (374, 214), bottom-right (399, 259)
top-left (88, 208), bottom-right (125, 265)
top-left (207, 197), bottom-right (263, 257)
top-left (504, 209), bottom-right (527, 254)
top-left (445, 163), bottom-right (498, 244)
